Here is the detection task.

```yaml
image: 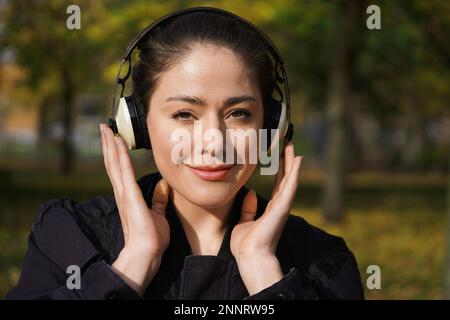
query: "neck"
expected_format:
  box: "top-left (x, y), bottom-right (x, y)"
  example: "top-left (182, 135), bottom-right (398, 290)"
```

top-left (170, 188), bottom-right (235, 256)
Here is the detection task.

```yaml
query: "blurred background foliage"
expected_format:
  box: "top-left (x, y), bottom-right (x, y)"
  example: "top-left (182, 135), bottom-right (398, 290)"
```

top-left (0, 0), bottom-right (449, 299)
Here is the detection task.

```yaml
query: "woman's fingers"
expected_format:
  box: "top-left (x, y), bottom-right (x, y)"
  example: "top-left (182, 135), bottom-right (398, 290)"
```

top-left (271, 155), bottom-right (285, 198)
top-left (271, 142), bottom-right (294, 198)
top-left (240, 189), bottom-right (258, 223)
top-left (100, 123), bottom-right (128, 237)
top-left (263, 153), bottom-right (302, 230)
top-left (284, 143), bottom-right (295, 172)
top-left (101, 124), bottom-right (123, 197)
top-left (114, 134), bottom-right (142, 199)
top-left (100, 124), bottom-right (170, 255)
top-left (277, 143), bottom-right (295, 192)
top-left (151, 179), bottom-right (170, 216)
top-left (278, 156), bottom-right (302, 205)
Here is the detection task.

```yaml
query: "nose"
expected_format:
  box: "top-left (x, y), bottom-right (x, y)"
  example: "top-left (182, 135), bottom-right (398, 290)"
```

top-left (193, 112), bottom-right (226, 160)
top-left (202, 112), bottom-right (223, 131)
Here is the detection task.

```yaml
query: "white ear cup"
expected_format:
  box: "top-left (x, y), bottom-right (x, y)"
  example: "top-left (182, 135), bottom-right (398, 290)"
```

top-left (115, 97), bottom-right (137, 150)
top-left (278, 102), bottom-right (289, 144)
top-left (267, 102), bottom-right (288, 157)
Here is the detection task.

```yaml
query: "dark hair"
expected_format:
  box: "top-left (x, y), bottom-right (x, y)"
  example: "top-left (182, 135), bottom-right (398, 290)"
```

top-left (131, 11), bottom-right (278, 146)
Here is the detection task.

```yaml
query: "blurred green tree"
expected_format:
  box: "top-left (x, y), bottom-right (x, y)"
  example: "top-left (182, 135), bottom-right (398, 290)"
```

top-left (1, 0), bottom-right (108, 173)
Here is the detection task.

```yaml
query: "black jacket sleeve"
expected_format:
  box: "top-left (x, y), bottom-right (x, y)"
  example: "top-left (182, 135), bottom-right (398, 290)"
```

top-left (243, 214), bottom-right (365, 300)
top-left (244, 249), bottom-right (364, 300)
top-left (5, 199), bottom-right (142, 300)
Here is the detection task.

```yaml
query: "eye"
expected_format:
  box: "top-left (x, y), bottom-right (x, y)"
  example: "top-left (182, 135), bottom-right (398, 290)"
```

top-left (228, 109), bottom-right (251, 120)
top-left (171, 109), bottom-right (197, 122)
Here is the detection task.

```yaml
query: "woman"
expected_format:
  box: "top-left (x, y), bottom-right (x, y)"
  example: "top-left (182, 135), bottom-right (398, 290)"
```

top-left (6, 8), bottom-right (364, 300)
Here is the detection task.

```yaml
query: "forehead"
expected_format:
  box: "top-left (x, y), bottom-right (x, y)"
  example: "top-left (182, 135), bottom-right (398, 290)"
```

top-left (150, 44), bottom-right (261, 104)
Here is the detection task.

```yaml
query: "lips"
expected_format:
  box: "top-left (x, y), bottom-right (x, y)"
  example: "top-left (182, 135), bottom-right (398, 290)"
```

top-left (186, 164), bottom-right (235, 181)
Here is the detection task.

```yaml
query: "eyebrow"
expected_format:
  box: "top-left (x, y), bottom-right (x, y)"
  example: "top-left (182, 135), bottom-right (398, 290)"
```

top-left (165, 95), bottom-right (257, 108)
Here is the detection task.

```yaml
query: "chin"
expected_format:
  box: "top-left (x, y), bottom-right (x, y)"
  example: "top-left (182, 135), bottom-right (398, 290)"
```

top-left (174, 169), bottom-right (240, 208)
top-left (179, 180), bottom-right (238, 208)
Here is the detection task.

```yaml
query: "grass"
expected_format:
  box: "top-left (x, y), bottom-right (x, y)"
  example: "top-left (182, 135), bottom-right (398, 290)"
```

top-left (0, 160), bottom-right (448, 299)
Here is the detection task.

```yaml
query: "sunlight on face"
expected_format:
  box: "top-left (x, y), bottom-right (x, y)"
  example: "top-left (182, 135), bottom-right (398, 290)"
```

top-left (147, 44), bottom-right (264, 208)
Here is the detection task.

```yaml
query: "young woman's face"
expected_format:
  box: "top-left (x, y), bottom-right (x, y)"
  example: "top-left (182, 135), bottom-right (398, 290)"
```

top-left (147, 44), bottom-right (264, 208)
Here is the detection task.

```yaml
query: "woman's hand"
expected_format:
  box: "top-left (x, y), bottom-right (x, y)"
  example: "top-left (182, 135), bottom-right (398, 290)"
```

top-left (230, 143), bottom-right (302, 295)
top-left (99, 123), bottom-right (171, 296)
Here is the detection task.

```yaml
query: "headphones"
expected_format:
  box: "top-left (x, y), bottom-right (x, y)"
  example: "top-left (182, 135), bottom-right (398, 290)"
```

top-left (108, 7), bottom-right (294, 157)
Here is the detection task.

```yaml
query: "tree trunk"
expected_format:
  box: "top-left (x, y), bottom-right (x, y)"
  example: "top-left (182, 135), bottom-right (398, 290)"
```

top-left (322, 0), bottom-right (361, 222)
top-left (402, 93), bottom-right (425, 170)
top-left (60, 63), bottom-right (76, 174)
top-left (444, 130), bottom-right (450, 298)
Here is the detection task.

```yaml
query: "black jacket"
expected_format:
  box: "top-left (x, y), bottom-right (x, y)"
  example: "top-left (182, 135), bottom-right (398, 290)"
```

top-left (5, 171), bottom-right (364, 300)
